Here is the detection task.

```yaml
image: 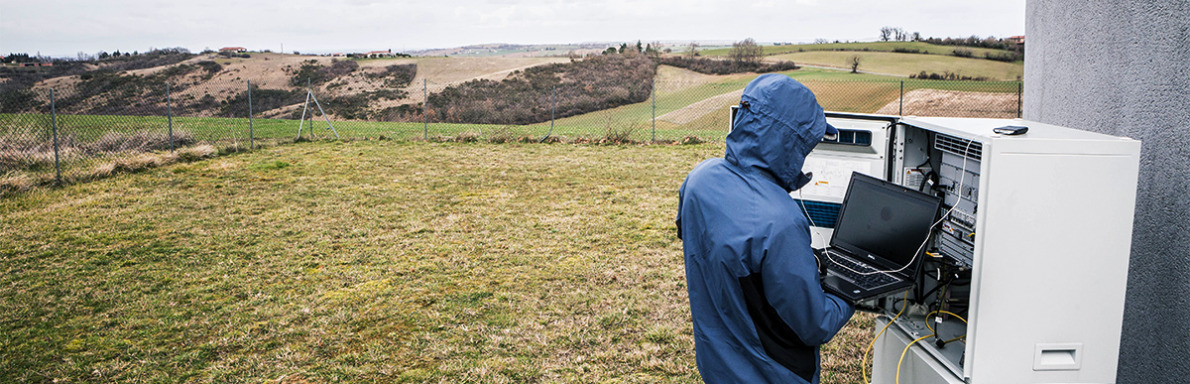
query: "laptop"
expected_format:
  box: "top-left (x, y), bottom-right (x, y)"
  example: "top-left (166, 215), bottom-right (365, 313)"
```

top-left (816, 172), bottom-right (942, 304)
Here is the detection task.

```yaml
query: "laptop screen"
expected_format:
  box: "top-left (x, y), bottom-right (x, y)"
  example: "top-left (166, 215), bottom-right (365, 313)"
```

top-left (830, 173), bottom-right (942, 270)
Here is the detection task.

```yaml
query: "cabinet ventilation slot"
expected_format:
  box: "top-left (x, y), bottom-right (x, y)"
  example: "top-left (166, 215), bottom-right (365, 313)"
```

top-left (935, 134), bottom-right (983, 161)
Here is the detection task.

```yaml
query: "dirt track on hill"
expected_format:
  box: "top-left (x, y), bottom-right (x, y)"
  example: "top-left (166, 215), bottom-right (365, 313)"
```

top-left (657, 89), bottom-right (742, 125)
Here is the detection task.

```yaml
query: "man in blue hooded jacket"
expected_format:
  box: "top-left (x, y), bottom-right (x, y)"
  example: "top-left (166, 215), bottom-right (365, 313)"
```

top-left (676, 74), bottom-right (855, 383)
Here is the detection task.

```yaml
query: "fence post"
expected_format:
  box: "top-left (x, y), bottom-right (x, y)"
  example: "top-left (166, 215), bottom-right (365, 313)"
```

top-left (899, 81), bottom-right (904, 116)
top-left (1017, 82), bottom-right (1023, 118)
top-left (539, 87), bottom-right (557, 143)
top-left (423, 79), bottom-right (428, 141)
top-left (51, 88), bottom-right (60, 184)
top-left (247, 80), bottom-right (254, 149)
top-left (167, 82), bottom-right (174, 152)
top-left (651, 76), bottom-right (656, 142)
top-left (550, 86), bottom-right (555, 136)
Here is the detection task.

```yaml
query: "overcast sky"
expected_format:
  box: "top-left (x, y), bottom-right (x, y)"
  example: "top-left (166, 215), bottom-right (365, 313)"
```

top-left (1, 0), bottom-right (1025, 57)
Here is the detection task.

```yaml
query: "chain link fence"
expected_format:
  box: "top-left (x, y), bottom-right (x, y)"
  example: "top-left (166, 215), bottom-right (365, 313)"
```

top-left (2, 69), bottom-right (1021, 193)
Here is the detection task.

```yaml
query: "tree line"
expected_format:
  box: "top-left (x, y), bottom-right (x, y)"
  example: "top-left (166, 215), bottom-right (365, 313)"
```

top-left (878, 27), bottom-right (1024, 53)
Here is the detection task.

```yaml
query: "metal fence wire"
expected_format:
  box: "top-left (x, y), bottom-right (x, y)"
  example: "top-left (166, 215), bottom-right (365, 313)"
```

top-left (1, 73), bottom-right (1022, 190)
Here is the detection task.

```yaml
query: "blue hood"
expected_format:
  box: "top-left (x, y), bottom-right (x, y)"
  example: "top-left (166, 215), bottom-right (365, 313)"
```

top-left (726, 74), bottom-right (831, 192)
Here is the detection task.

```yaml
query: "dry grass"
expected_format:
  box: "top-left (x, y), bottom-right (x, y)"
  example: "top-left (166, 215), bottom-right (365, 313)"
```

top-left (90, 144), bottom-right (216, 177)
top-left (0, 143), bottom-right (217, 198)
top-left (0, 141), bottom-right (877, 383)
top-left (876, 88), bottom-right (1020, 118)
top-left (92, 130), bottom-right (195, 153)
top-left (1, 131), bottom-right (197, 174)
top-left (0, 173), bottom-right (39, 195)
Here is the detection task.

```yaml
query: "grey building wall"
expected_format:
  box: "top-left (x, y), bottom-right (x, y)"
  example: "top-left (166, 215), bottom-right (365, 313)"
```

top-left (1024, 1), bottom-right (1190, 382)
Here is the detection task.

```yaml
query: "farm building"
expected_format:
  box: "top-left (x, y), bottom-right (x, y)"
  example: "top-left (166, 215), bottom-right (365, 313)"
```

top-left (219, 47), bottom-right (248, 53)
top-left (363, 50), bottom-right (393, 58)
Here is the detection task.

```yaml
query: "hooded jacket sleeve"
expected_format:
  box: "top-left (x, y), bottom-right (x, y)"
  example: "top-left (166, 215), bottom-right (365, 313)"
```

top-left (759, 221), bottom-right (854, 345)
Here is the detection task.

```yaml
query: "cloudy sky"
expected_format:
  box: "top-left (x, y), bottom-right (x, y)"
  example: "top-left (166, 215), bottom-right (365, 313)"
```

top-left (2, 0), bottom-right (1025, 57)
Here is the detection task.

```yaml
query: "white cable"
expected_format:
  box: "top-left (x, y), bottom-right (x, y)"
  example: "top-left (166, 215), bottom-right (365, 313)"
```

top-left (798, 188), bottom-right (829, 244)
top-left (815, 138), bottom-right (975, 276)
top-left (798, 188), bottom-right (829, 269)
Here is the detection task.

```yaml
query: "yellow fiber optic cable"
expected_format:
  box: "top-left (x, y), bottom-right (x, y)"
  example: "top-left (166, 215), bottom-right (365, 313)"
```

top-left (862, 291), bottom-right (908, 383)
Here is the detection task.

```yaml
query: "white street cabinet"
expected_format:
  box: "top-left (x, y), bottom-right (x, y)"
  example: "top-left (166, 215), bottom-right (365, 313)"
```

top-left (795, 114), bottom-right (1142, 384)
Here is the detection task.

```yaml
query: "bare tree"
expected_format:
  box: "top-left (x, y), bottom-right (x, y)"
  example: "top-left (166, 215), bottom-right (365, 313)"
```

top-left (912, 32), bottom-right (922, 42)
top-left (880, 26), bottom-right (895, 42)
top-left (850, 55), bottom-right (861, 74)
top-left (687, 42), bottom-right (700, 59)
top-left (729, 38), bottom-right (764, 64)
top-left (894, 28), bottom-right (907, 41)
top-left (814, 38), bottom-right (830, 44)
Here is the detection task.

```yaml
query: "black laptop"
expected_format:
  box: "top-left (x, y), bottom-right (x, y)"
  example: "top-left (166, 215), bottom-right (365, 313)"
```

top-left (817, 172), bottom-right (942, 304)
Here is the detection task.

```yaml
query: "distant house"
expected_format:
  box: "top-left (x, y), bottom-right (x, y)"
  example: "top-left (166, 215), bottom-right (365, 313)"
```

top-left (219, 47), bottom-right (248, 53)
top-left (331, 52), bottom-right (346, 57)
top-left (1006, 35), bottom-right (1025, 45)
top-left (364, 49), bottom-right (393, 58)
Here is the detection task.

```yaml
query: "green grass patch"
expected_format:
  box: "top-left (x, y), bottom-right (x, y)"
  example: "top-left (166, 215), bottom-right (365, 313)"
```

top-left (702, 41), bottom-right (1015, 61)
top-left (771, 51), bottom-right (1023, 81)
top-left (0, 141), bottom-right (878, 383)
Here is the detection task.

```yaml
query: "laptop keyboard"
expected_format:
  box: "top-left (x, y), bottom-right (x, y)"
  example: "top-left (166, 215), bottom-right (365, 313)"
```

top-left (827, 252), bottom-right (899, 289)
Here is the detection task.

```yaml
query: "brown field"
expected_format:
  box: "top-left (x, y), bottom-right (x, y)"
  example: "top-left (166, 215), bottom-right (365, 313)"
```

top-left (876, 88), bottom-right (1019, 118)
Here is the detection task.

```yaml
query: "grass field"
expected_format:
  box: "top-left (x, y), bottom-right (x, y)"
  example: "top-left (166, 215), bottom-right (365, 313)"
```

top-left (0, 141), bottom-right (878, 383)
top-left (770, 51), bottom-right (1023, 81)
top-left (3, 68), bottom-right (1020, 146)
top-left (701, 41), bottom-right (1016, 61)
top-left (3, 64), bottom-right (1020, 186)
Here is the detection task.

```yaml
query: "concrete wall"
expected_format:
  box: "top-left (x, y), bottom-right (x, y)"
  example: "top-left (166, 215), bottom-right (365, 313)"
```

top-left (1024, 1), bottom-right (1190, 382)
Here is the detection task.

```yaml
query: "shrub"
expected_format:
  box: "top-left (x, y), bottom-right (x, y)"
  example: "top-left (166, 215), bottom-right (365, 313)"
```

top-left (175, 144), bottom-right (216, 161)
top-left (196, 61), bottom-right (222, 78)
top-left (909, 71), bottom-right (989, 81)
top-left (486, 126), bottom-right (519, 144)
top-left (54, 63), bottom-right (200, 115)
top-left (454, 131), bottom-right (482, 143)
top-left (315, 89), bottom-right (409, 120)
top-left (367, 64), bottom-right (417, 88)
top-left (952, 49), bottom-right (974, 58)
top-left (290, 59), bottom-right (359, 86)
top-left (658, 56), bottom-right (799, 75)
top-left (405, 54), bottom-right (657, 125)
top-left (102, 48), bottom-right (195, 72)
top-left (219, 87), bottom-right (305, 117)
top-left (598, 112), bottom-right (643, 144)
top-left (984, 52), bottom-right (1020, 62)
top-left (0, 89), bottom-right (40, 113)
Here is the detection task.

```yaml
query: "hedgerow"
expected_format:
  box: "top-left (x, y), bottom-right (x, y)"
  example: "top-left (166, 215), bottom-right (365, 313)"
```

top-left (416, 54), bottom-right (657, 125)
